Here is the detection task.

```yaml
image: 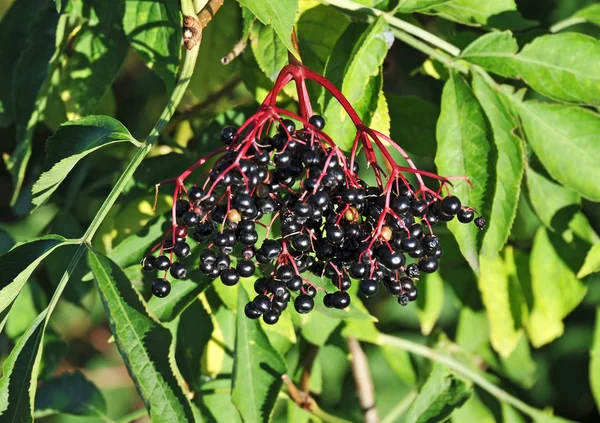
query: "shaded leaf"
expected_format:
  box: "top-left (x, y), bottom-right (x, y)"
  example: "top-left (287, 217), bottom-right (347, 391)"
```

top-left (32, 116), bottom-right (136, 208)
top-left (515, 101), bottom-right (600, 202)
top-left (236, 0), bottom-right (299, 57)
top-left (435, 73), bottom-right (492, 273)
top-left (416, 272), bottom-right (444, 336)
top-left (5, 280), bottom-right (46, 340)
top-left (149, 275), bottom-right (211, 321)
top-left (231, 287), bottom-right (286, 423)
top-left (34, 371), bottom-right (107, 418)
top-left (0, 235), bottom-right (67, 327)
top-left (323, 17), bottom-right (390, 151)
top-left (461, 31), bottom-right (519, 78)
top-left (387, 95), bottom-right (439, 157)
top-left (526, 228), bottom-right (587, 347)
top-left (123, 0), bottom-right (181, 90)
top-left (514, 33), bottom-right (600, 106)
top-left (110, 214), bottom-right (168, 270)
top-left (88, 250), bottom-right (195, 422)
top-left (404, 363), bottom-right (472, 423)
top-left (251, 22), bottom-right (288, 81)
top-left (591, 308), bottom-right (600, 411)
top-left (578, 243), bottom-right (600, 279)
top-left (472, 75), bottom-right (524, 257)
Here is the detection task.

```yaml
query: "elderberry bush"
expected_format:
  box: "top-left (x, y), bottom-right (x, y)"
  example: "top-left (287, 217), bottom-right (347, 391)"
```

top-left (142, 64), bottom-right (485, 325)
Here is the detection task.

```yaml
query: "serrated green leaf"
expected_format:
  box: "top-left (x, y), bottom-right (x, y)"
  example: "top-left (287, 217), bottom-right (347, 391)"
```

top-left (34, 371), bottom-right (107, 419)
top-left (88, 249), bottom-right (195, 422)
top-left (404, 363), bottom-right (472, 423)
top-left (6, 1), bottom-right (60, 204)
top-left (32, 116), bottom-right (136, 208)
top-left (478, 249), bottom-right (525, 357)
top-left (123, 0), bottom-right (181, 91)
top-left (0, 235), bottom-right (67, 329)
top-left (387, 95), bottom-right (439, 157)
top-left (251, 22), bottom-right (288, 81)
top-left (0, 311), bottom-right (46, 422)
top-left (297, 5), bottom-right (349, 74)
top-left (416, 272), bottom-right (444, 336)
top-left (149, 275), bottom-right (211, 321)
top-left (591, 308), bottom-right (600, 411)
top-left (472, 75), bottom-right (524, 257)
top-left (323, 17), bottom-right (390, 151)
top-left (58, 1), bottom-right (128, 119)
top-left (525, 166), bottom-right (580, 231)
top-left (513, 33), bottom-right (600, 106)
top-left (515, 101), bottom-right (600, 202)
top-left (435, 73), bottom-right (492, 274)
top-left (231, 287), bottom-right (287, 423)
top-left (461, 31), bottom-right (519, 78)
top-left (578, 243), bottom-right (600, 279)
top-left (527, 228), bottom-right (587, 347)
top-left (236, 0), bottom-right (299, 57)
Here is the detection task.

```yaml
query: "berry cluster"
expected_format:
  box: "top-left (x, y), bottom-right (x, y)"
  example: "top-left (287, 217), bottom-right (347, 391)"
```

top-left (141, 64), bottom-right (484, 324)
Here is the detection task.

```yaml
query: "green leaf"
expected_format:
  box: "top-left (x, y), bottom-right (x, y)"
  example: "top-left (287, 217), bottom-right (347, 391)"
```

top-left (416, 272), bottom-right (444, 336)
top-left (431, 0), bottom-right (520, 26)
top-left (5, 280), bottom-right (46, 340)
top-left (387, 95), bottom-right (439, 157)
top-left (404, 363), bottom-right (473, 423)
top-left (478, 248), bottom-right (526, 357)
top-left (123, 0), bottom-right (182, 91)
top-left (573, 4), bottom-right (600, 27)
top-left (395, 0), bottom-right (450, 13)
top-left (6, 1), bottom-right (60, 204)
top-left (231, 286), bottom-right (287, 423)
top-left (236, 0), bottom-right (299, 57)
top-left (58, 1), bottom-right (128, 119)
top-left (87, 249), bottom-right (195, 422)
top-left (513, 33), bottom-right (600, 106)
top-left (0, 235), bottom-right (67, 328)
top-left (0, 311), bottom-right (46, 422)
top-left (578, 243), bottom-right (600, 279)
top-left (34, 371), bottom-right (107, 418)
top-left (323, 17), bottom-right (390, 151)
top-left (472, 75), bottom-right (524, 257)
top-left (251, 22), bottom-right (288, 81)
top-left (148, 275), bottom-right (211, 321)
top-left (591, 308), bottom-right (600, 411)
top-left (461, 31), bottom-right (519, 78)
top-left (515, 100), bottom-right (600, 202)
top-left (525, 166), bottom-right (580, 231)
top-left (526, 228), bottom-right (587, 347)
top-left (297, 5), bottom-right (350, 74)
top-left (435, 73), bottom-right (492, 273)
top-left (110, 214), bottom-right (168, 270)
top-left (32, 116), bottom-right (136, 208)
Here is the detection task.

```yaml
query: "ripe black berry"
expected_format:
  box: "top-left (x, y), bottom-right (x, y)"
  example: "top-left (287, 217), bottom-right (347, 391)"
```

top-left (292, 233), bottom-right (311, 251)
top-left (152, 279), bottom-right (171, 298)
top-left (236, 260), bottom-right (255, 278)
top-left (331, 291), bottom-right (350, 309)
top-left (276, 265), bottom-right (295, 281)
top-left (220, 126), bottom-right (237, 144)
top-left (263, 310), bottom-right (280, 325)
top-left (294, 295), bottom-right (314, 314)
top-left (170, 262), bottom-right (187, 279)
top-left (309, 115), bottom-right (325, 129)
top-left (154, 255), bottom-right (171, 271)
top-left (174, 241), bottom-right (191, 258)
top-left (245, 302), bottom-right (261, 319)
top-left (418, 256), bottom-right (439, 273)
top-left (220, 268), bottom-right (239, 286)
top-left (141, 255), bottom-right (156, 271)
top-left (441, 195), bottom-right (461, 215)
top-left (359, 279), bottom-right (379, 297)
top-left (253, 295), bottom-right (271, 314)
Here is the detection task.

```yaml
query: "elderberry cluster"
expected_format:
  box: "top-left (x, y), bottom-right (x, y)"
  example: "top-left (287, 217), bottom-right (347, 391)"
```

top-left (141, 114), bottom-right (484, 325)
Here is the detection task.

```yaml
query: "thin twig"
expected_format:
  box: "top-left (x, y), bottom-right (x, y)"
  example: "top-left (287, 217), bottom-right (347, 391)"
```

top-left (164, 76), bottom-right (242, 133)
top-left (347, 338), bottom-right (379, 423)
top-left (222, 39), bottom-right (247, 64)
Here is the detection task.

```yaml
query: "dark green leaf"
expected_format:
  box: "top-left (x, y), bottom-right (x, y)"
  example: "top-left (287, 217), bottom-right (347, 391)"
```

top-left (87, 249), bottom-right (195, 422)
top-left (236, 0), bottom-right (299, 57)
top-left (527, 228), bottom-right (587, 347)
top-left (578, 243), bottom-right (600, 279)
top-left (461, 31), bottom-right (519, 77)
top-left (591, 308), bottom-right (600, 411)
top-left (58, 0), bottom-right (128, 118)
top-left (297, 5), bottom-right (350, 74)
top-left (404, 363), bottom-right (473, 423)
top-left (32, 116), bottom-right (136, 208)
top-left (514, 33), bottom-right (600, 106)
top-left (0, 311), bottom-right (46, 422)
top-left (323, 17), bottom-right (390, 151)
top-left (515, 101), bottom-right (600, 202)
top-left (110, 214), bottom-right (168, 269)
top-left (415, 272), bottom-right (444, 335)
top-left (472, 75), bottom-right (524, 257)
top-left (231, 287), bottom-right (286, 423)
top-left (6, 2), bottom-right (60, 204)
top-left (387, 95), bottom-right (439, 157)
top-left (34, 371), bottom-right (107, 418)
top-left (0, 235), bottom-right (67, 328)
top-left (435, 73), bottom-right (492, 273)
top-left (123, 0), bottom-right (181, 91)
top-left (5, 280), bottom-right (46, 340)
top-left (251, 22), bottom-right (288, 81)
